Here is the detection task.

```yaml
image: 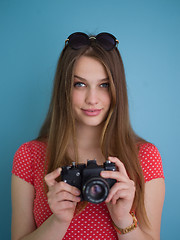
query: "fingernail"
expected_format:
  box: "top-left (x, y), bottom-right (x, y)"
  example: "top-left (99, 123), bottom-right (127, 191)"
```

top-left (75, 190), bottom-right (80, 195)
top-left (101, 171), bottom-right (107, 177)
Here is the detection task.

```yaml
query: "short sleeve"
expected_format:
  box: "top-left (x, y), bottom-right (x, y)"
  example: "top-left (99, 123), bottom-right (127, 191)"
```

top-left (12, 142), bottom-right (34, 185)
top-left (139, 143), bottom-right (165, 182)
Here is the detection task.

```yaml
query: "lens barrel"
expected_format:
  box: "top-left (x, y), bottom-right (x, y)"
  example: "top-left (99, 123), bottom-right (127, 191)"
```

top-left (82, 178), bottom-right (109, 204)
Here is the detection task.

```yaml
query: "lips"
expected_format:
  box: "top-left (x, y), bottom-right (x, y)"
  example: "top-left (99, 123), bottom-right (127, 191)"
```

top-left (81, 108), bottom-right (102, 116)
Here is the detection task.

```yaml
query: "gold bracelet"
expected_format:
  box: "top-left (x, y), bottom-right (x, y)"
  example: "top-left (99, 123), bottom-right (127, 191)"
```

top-left (112, 212), bottom-right (138, 235)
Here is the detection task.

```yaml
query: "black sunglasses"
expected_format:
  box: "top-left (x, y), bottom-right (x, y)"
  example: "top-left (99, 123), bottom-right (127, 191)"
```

top-left (65, 32), bottom-right (119, 51)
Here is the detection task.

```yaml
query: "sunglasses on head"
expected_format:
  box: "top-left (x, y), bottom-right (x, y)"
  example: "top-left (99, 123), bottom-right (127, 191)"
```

top-left (65, 32), bottom-right (119, 51)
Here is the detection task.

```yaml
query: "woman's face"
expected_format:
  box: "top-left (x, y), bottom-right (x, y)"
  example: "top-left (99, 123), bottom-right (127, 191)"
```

top-left (72, 55), bottom-right (111, 128)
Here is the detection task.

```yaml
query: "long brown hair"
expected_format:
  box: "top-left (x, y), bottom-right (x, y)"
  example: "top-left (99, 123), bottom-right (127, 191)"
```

top-left (37, 40), bottom-right (148, 226)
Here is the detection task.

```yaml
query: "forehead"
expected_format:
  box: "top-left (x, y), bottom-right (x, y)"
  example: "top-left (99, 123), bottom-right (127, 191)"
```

top-left (73, 56), bottom-right (108, 80)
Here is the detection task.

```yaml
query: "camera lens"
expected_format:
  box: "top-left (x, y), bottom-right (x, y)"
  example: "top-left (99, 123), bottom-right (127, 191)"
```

top-left (89, 184), bottom-right (104, 198)
top-left (82, 178), bottom-right (109, 204)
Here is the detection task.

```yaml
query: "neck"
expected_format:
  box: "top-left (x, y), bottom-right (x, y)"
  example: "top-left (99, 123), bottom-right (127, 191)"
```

top-left (68, 122), bottom-right (106, 164)
top-left (74, 123), bottom-right (103, 150)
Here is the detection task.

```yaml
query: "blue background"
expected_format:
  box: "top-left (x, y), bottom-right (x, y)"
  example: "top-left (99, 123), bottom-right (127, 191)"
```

top-left (0, 0), bottom-right (179, 239)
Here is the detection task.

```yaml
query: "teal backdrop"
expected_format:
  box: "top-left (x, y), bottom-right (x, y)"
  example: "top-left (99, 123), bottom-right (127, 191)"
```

top-left (0, 0), bottom-right (179, 239)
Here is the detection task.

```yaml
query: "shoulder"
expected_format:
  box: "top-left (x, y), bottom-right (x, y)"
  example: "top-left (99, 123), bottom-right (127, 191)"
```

top-left (138, 142), bottom-right (164, 182)
top-left (14, 140), bottom-right (47, 158)
top-left (139, 142), bottom-right (161, 159)
top-left (12, 140), bottom-right (47, 185)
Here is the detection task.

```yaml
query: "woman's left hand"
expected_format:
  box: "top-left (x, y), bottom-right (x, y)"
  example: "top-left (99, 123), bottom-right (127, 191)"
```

top-left (100, 157), bottom-right (136, 225)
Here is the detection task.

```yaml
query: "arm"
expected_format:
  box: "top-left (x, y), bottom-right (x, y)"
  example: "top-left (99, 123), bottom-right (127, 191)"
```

top-left (101, 157), bottom-right (165, 240)
top-left (11, 169), bottom-right (81, 240)
top-left (115, 178), bottom-right (165, 240)
top-left (141, 178), bottom-right (165, 239)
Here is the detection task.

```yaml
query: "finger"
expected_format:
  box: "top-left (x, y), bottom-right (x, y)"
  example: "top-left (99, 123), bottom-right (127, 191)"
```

top-left (108, 157), bottom-right (128, 177)
top-left (54, 201), bottom-right (77, 211)
top-left (106, 181), bottom-right (136, 202)
top-left (111, 189), bottom-right (134, 204)
top-left (111, 189), bottom-right (130, 204)
top-left (105, 182), bottom-right (130, 202)
top-left (100, 170), bottom-right (128, 182)
top-left (106, 189), bottom-right (128, 204)
top-left (55, 191), bottom-right (81, 202)
top-left (50, 200), bottom-right (77, 213)
top-left (53, 181), bottom-right (81, 196)
top-left (44, 168), bottom-right (62, 188)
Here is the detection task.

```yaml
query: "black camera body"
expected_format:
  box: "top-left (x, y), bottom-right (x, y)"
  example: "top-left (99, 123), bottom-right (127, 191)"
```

top-left (61, 159), bottom-right (116, 204)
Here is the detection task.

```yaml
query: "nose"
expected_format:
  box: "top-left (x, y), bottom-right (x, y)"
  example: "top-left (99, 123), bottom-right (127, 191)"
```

top-left (85, 89), bottom-right (98, 105)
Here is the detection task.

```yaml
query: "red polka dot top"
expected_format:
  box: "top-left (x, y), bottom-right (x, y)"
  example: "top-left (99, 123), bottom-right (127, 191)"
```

top-left (12, 140), bottom-right (164, 239)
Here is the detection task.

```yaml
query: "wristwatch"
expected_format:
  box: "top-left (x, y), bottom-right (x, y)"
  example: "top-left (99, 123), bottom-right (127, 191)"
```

top-left (112, 212), bottom-right (138, 234)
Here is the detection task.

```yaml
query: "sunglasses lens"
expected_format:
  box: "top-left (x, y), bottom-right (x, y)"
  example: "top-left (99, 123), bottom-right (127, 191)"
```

top-left (68, 32), bottom-right (90, 50)
top-left (96, 33), bottom-right (116, 51)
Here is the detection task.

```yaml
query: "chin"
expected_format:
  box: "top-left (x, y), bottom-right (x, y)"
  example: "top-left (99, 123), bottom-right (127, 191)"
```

top-left (76, 119), bottom-right (104, 128)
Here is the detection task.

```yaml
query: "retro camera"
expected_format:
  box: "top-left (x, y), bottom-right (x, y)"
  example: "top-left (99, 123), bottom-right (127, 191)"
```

top-left (61, 159), bottom-right (116, 204)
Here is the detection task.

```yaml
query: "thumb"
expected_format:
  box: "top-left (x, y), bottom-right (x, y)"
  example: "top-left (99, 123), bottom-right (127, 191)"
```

top-left (44, 168), bottom-right (62, 188)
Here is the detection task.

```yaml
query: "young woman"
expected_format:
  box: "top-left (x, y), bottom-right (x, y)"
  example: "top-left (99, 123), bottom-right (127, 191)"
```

top-left (11, 32), bottom-right (165, 240)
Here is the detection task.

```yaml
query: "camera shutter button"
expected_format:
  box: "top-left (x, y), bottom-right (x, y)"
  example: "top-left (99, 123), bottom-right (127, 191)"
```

top-left (106, 160), bottom-right (111, 164)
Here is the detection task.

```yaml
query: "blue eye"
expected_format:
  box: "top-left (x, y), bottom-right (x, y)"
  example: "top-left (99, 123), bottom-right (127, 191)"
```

top-left (100, 82), bottom-right (109, 88)
top-left (74, 82), bottom-right (86, 87)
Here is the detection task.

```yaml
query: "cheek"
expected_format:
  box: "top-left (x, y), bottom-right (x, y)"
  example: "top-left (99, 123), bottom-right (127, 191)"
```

top-left (101, 92), bottom-right (111, 108)
top-left (72, 91), bottom-right (83, 106)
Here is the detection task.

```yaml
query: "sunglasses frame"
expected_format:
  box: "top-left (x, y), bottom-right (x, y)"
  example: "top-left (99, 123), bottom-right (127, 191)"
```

top-left (65, 32), bottom-right (119, 51)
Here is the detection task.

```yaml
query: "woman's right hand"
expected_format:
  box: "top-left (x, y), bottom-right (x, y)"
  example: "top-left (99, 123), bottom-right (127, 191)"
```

top-left (44, 168), bottom-right (81, 223)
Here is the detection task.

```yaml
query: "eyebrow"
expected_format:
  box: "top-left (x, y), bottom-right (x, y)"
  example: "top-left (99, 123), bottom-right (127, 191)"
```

top-left (74, 75), bottom-right (109, 82)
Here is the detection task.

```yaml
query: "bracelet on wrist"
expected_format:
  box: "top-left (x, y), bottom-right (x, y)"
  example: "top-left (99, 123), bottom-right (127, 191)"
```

top-left (112, 212), bottom-right (138, 235)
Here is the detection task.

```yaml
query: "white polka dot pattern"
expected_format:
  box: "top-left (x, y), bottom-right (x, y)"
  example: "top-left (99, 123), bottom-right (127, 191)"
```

top-left (12, 140), bottom-right (164, 239)
top-left (65, 202), bottom-right (117, 239)
top-left (12, 141), bottom-right (52, 227)
top-left (139, 143), bottom-right (164, 182)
